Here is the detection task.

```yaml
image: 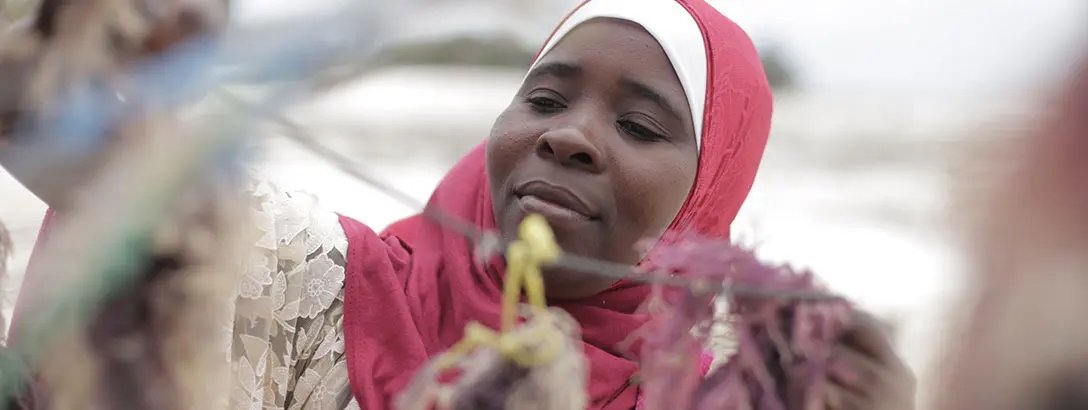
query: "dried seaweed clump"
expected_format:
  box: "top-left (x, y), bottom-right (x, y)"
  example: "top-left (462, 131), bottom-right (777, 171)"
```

top-left (396, 307), bottom-right (588, 410)
top-left (0, 0), bottom-right (240, 408)
top-left (636, 236), bottom-right (851, 410)
top-left (22, 130), bottom-right (249, 410)
top-left (0, 222), bottom-right (11, 343)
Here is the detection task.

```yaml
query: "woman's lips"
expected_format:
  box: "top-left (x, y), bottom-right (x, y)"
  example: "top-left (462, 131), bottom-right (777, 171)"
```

top-left (513, 180), bottom-right (598, 220)
top-left (517, 194), bottom-right (592, 222)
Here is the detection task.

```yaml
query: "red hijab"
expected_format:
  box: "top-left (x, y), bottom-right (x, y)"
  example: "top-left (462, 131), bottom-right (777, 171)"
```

top-left (341, 1), bottom-right (772, 408)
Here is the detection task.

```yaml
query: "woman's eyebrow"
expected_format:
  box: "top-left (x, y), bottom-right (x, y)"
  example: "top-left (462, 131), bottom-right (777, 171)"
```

top-left (619, 77), bottom-right (684, 121)
top-left (525, 61), bottom-right (582, 82)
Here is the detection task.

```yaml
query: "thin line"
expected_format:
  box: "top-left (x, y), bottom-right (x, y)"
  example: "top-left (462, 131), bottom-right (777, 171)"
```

top-left (554, 254), bottom-right (835, 301)
top-left (222, 92), bottom-right (838, 302)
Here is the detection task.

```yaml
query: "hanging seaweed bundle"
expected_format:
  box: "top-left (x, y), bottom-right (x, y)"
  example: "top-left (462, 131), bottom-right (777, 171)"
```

top-left (0, 0), bottom-right (230, 213)
top-left (628, 237), bottom-right (726, 410)
top-left (396, 215), bottom-right (588, 410)
top-left (0, 219), bottom-right (31, 410)
top-left (0, 0), bottom-right (242, 409)
top-left (396, 306), bottom-right (588, 410)
top-left (26, 155), bottom-right (248, 410)
top-left (635, 235), bottom-right (851, 410)
top-left (0, 222), bottom-right (10, 343)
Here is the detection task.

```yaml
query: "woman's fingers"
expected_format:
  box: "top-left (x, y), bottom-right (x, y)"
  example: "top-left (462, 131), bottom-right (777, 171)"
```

top-left (841, 310), bottom-right (904, 369)
top-left (828, 345), bottom-right (879, 394)
top-left (822, 383), bottom-right (868, 410)
top-left (827, 309), bottom-right (917, 410)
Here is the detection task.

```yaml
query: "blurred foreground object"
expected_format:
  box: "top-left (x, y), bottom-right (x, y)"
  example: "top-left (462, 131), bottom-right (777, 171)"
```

top-left (0, 0), bottom-right (245, 409)
top-left (0, 222), bottom-right (10, 343)
top-left (938, 60), bottom-right (1088, 410)
top-left (0, 0), bottom-right (228, 208)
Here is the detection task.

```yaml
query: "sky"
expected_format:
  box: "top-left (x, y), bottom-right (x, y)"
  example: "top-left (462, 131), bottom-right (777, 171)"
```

top-left (231, 0), bottom-right (1087, 97)
top-left (713, 0), bottom-right (1087, 95)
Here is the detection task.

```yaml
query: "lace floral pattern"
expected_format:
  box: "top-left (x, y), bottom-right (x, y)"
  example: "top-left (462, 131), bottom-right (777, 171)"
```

top-left (230, 177), bottom-right (355, 410)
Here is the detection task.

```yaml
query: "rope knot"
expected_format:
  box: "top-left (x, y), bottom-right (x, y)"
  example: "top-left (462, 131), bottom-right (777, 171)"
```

top-left (434, 213), bottom-right (564, 370)
top-left (502, 214), bottom-right (559, 330)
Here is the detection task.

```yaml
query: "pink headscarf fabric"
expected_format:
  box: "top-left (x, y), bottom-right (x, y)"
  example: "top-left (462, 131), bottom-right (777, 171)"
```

top-left (341, 1), bottom-right (772, 408)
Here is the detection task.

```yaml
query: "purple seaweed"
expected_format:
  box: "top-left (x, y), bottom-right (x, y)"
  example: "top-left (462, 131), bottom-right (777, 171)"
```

top-left (634, 235), bottom-right (851, 410)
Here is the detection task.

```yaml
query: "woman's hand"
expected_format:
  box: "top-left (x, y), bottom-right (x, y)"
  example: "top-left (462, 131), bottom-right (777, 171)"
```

top-left (825, 310), bottom-right (916, 410)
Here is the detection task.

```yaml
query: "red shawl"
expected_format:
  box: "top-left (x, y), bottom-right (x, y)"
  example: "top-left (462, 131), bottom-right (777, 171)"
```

top-left (342, 1), bottom-right (772, 408)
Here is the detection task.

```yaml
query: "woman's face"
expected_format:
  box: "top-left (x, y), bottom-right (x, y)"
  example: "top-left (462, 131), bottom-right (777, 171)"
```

top-left (487, 18), bottom-right (699, 299)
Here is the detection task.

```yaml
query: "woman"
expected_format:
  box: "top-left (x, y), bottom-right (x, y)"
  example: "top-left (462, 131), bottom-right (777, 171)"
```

top-left (3, 0), bottom-right (915, 408)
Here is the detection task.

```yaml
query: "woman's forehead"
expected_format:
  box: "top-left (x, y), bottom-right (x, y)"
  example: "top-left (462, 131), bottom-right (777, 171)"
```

top-left (533, 19), bottom-right (675, 80)
top-left (528, 21), bottom-right (692, 129)
top-left (538, 18), bottom-right (661, 57)
top-left (528, 0), bottom-right (708, 149)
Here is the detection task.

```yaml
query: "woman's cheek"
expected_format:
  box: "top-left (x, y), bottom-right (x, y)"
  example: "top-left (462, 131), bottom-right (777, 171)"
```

top-left (488, 112), bottom-right (543, 172)
top-left (486, 112), bottom-right (518, 171)
top-left (628, 155), bottom-right (696, 230)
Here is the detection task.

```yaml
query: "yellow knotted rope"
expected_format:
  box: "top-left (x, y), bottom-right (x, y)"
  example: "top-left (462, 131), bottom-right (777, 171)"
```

top-left (434, 214), bottom-right (563, 369)
top-left (501, 213), bottom-right (560, 331)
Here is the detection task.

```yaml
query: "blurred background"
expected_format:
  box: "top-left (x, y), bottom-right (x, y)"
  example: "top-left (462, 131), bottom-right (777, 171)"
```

top-left (2, 0), bottom-right (1086, 407)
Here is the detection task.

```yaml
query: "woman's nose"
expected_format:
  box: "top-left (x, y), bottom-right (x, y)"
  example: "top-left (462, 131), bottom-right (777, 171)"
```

top-left (535, 126), bottom-right (605, 173)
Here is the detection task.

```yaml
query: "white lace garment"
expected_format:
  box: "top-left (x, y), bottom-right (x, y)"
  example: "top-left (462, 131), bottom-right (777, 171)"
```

top-left (230, 177), bottom-right (358, 410)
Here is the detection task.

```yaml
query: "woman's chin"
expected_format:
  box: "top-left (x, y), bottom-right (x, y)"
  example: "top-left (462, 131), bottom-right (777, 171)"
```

top-left (497, 205), bottom-right (616, 298)
top-left (501, 206), bottom-right (594, 249)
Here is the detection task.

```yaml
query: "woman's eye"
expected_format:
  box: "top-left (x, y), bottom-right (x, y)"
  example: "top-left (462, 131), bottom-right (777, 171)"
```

top-left (618, 119), bottom-right (667, 142)
top-left (526, 95), bottom-right (565, 113)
